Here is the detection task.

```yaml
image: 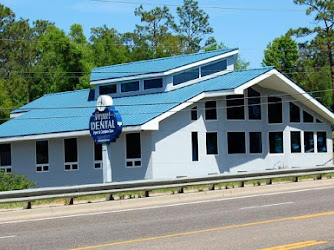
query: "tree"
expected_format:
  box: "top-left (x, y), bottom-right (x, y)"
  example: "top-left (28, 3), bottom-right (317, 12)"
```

top-left (262, 35), bottom-right (299, 74)
top-left (0, 171), bottom-right (35, 191)
top-left (0, 79), bottom-right (12, 124)
top-left (289, 0), bottom-right (334, 108)
top-left (134, 5), bottom-right (176, 58)
top-left (206, 42), bottom-right (250, 70)
top-left (90, 26), bottom-right (130, 66)
top-left (176, 0), bottom-right (215, 53)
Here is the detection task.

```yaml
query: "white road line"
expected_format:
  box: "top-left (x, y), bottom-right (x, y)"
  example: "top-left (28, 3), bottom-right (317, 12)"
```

top-left (0, 185), bottom-right (333, 226)
top-left (0, 235), bottom-right (16, 239)
top-left (240, 201), bottom-right (295, 210)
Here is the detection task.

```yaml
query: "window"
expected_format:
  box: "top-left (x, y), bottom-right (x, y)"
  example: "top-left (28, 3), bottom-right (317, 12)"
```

top-left (36, 141), bottom-right (49, 172)
top-left (205, 101), bottom-right (217, 120)
top-left (0, 144), bottom-right (11, 173)
top-left (269, 132), bottom-right (283, 154)
top-left (64, 138), bottom-right (78, 171)
top-left (191, 106), bottom-right (198, 120)
top-left (316, 118), bottom-right (323, 123)
top-left (100, 85), bottom-right (117, 95)
top-left (228, 132), bottom-right (245, 154)
top-left (206, 132), bottom-right (218, 155)
top-left (227, 95), bottom-right (244, 120)
top-left (173, 68), bottom-right (199, 86)
top-left (304, 132), bottom-right (314, 153)
top-left (144, 78), bottom-right (163, 90)
top-left (201, 60), bottom-right (227, 77)
top-left (248, 88), bottom-right (261, 120)
top-left (249, 132), bottom-right (262, 154)
top-left (126, 133), bottom-right (141, 167)
top-left (121, 81), bottom-right (139, 92)
top-left (290, 103), bottom-right (300, 123)
top-left (94, 143), bottom-right (103, 169)
top-left (268, 97), bottom-right (282, 123)
top-left (192, 132), bottom-right (199, 161)
top-left (317, 131), bottom-right (327, 153)
top-left (303, 111), bottom-right (313, 123)
top-left (290, 131), bottom-right (301, 153)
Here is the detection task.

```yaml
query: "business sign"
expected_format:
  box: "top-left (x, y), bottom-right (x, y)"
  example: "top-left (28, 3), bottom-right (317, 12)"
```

top-left (89, 107), bottom-right (122, 144)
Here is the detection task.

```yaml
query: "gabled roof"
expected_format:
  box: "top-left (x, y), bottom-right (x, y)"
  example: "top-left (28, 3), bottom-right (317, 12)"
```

top-left (0, 67), bottom-right (273, 141)
top-left (90, 48), bottom-right (238, 82)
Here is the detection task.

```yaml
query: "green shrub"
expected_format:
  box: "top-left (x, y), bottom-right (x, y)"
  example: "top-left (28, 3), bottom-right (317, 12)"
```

top-left (0, 171), bottom-right (35, 191)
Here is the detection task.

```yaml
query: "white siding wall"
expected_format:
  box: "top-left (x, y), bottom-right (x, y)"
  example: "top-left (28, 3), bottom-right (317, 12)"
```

top-left (151, 85), bottom-right (333, 179)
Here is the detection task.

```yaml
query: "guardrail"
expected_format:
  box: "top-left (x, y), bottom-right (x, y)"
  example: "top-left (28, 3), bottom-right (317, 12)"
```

top-left (1, 166), bottom-right (334, 209)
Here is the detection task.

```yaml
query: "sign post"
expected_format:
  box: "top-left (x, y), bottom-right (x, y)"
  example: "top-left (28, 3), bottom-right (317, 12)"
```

top-left (89, 95), bottom-right (122, 183)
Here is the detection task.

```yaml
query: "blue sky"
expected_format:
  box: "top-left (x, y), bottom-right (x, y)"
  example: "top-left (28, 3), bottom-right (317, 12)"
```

top-left (2, 0), bottom-right (314, 67)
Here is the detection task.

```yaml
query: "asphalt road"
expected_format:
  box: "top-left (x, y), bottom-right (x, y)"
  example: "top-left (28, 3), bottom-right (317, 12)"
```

top-left (1, 184), bottom-right (334, 250)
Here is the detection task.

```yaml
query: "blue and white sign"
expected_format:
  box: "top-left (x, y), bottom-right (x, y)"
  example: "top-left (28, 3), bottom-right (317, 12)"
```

top-left (89, 106), bottom-right (122, 144)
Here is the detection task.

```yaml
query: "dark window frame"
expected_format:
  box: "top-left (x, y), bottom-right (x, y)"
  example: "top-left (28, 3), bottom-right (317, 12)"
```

top-left (173, 68), bottom-right (199, 86)
top-left (290, 131), bottom-right (301, 153)
top-left (192, 132), bottom-right (199, 161)
top-left (36, 140), bottom-right (49, 165)
top-left (248, 88), bottom-right (261, 120)
top-left (227, 132), bottom-right (246, 154)
top-left (289, 102), bottom-right (300, 123)
top-left (205, 101), bottom-right (217, 120)
top-left (121, 81), bottom-right (140, 92)
top-left (317, 131), bottom-right (327, 153)
top-left (206, 132), bottom-right (218, 155)
top-left (64, 138), bottom-right (78, 163)
top-left (269, 131), bottom-right (284, 154)
top-left (125, 133), bottom-right (142, 168)
top-left (0, 144), bottom-right (11, 167)
top-left (144, 78), bottom-right (163, 90)
top-left (201, 59), bottom-right (227, 77)
top-left (191, 106), bottom-right (198, 121)
top-left (304, 131), bottom-right (314, 153)
top-left (268, 97), bottom-right (283, 124)
top-left (227, 95), bottom-right (245, 120)
top-left (99, 84), bottom-right (117, 95)
top-left (303, 111), bottom-right (314, 123)
top-left (249, 132), bottom-right (262, 154)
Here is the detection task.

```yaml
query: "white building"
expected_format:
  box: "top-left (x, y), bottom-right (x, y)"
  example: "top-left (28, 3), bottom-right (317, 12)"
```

top-left (0, 49), bottom-right (333, 187)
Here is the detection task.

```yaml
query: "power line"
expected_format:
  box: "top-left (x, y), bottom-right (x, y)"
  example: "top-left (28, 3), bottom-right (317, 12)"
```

top-left (89, 0), bottom-right (310, 12)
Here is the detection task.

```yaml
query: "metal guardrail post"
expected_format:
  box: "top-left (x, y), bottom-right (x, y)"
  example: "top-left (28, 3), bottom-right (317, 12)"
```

top-left (316, 174), bottom-right (322, 180)
top-left (65, 198), bottom-right (74, 205)
top-left (238, 181), bottom-right (244, 188)
top-left (292, 176), bottom-right (298, 182)
top-left (23, 201), bottom-right (31, 209)
top-left (144, 190), bottom-right (150, 197)
top-left (209, 184), bottom-right (215, 191)
top-left (106, 194), bottom-right (114, 201)
top-left (178, 187), bottom-right (184, 194)
top-left (266, 178), bottom-right (272, 185)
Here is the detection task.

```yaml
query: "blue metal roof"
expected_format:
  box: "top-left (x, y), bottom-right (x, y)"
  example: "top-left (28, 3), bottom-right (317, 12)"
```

top-left (0, 67), bottom-right (273, 139)
top-left (90, 49), bottom-right (238, 82)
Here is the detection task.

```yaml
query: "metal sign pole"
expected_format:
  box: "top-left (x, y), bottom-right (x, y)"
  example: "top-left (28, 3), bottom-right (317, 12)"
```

top-left (102, 143), bottom-right (112, 183)
top-left (90, 95), bottom-right (122, 184)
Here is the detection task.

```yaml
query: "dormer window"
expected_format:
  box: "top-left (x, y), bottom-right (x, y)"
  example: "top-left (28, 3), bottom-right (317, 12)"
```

top-left (144, 78), bottom-right (163, 90)
top-left (173, 68), bottom-right (199, 86)
top-left (201, 60), bottom-right (227, 77)
top-left (121, 81), bottom-right (139, 92)
top-left (100, 85), bottom-right (117, 95)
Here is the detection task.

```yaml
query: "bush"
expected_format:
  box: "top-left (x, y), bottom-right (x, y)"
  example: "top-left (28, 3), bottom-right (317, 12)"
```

top-left (0, 171), bottom-right (35, 191)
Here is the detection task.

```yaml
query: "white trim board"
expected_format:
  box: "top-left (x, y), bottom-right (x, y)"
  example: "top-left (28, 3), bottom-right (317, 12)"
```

top-left (0, 126), bottom-right (143, 143)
